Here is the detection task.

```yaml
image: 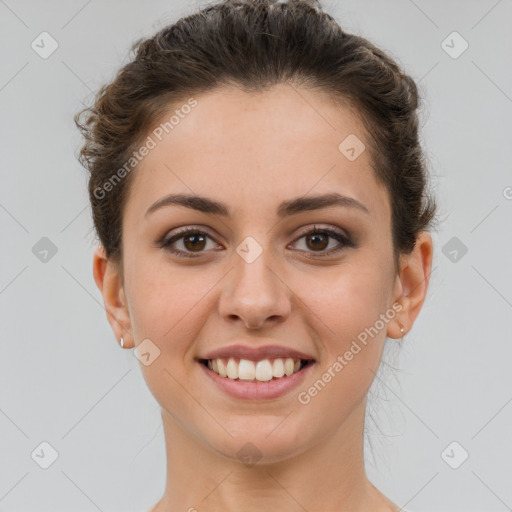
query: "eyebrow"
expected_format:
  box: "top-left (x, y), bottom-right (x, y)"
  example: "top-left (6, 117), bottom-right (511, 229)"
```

top-left (144, 192), bottom-right (370, 218)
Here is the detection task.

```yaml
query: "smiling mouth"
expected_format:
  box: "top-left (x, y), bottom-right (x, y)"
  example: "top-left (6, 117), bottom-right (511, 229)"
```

top-left (198, 357), bottom-right (315, 382)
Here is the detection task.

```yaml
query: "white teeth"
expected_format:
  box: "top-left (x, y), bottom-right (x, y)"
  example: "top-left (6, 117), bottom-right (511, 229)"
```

top-left (284, 358), bottom-right (294, 376)
top-left (272, 358), bottom-right (285, 378)
top-left (206, 357), bottom-right (307, 382)
top-left (238, 359), bottom-right (256, 380)
top-left (217, 358), bottom-right (227, 377)
top-left (226, 358), bottom-right (238, 379)
top-left (255, 360), bottom-right (273, 381)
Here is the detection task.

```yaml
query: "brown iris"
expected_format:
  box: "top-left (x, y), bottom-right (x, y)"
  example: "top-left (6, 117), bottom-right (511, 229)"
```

top-left (305, 232), bottom-right (329, 251)
top-left (183, 233), bottom-right (207, 252)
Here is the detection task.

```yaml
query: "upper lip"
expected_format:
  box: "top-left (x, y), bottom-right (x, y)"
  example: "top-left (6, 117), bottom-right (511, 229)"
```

top-left (199, 344), bottom-right (316, 362)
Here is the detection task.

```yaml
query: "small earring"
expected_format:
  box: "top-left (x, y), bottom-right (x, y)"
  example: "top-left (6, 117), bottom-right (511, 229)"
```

top-left (399, 323), bottom-right (405, 334)
top-left (120, 337), bottom-right (125, 348)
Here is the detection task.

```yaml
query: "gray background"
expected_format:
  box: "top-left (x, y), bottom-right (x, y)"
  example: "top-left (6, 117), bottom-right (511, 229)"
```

top-left (1, 1), bottom-right (511, 511)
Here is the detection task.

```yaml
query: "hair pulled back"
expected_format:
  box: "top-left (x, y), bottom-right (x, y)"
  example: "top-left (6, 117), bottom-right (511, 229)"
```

top-left (75, 0), bottom-right (436, 267)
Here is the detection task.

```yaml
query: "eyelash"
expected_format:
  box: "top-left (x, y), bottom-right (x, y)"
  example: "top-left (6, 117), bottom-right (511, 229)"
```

top-left (157, 225), bottom-right (355, 259)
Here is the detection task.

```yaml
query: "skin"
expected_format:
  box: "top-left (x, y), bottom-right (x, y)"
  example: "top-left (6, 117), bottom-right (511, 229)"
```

top-left (93, 83), bottom-right (433, 512)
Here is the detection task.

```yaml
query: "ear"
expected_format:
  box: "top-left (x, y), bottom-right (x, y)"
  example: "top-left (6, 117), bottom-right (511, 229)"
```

top-left (92, 245), bottom-right (133, 348)
top-left (387, 231), bottom-right (433, 339)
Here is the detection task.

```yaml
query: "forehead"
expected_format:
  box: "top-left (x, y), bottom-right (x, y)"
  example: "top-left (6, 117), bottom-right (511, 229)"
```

top-left (124, 84), bottom-right (389, 223)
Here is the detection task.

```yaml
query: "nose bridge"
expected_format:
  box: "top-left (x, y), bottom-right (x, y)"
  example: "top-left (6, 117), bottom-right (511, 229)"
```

top-left (218, 233), bottom-right (291, 327)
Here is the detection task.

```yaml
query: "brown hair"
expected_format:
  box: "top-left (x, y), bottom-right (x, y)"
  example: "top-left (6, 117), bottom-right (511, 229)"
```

top-left (75, 0), bottom-right (436, 270)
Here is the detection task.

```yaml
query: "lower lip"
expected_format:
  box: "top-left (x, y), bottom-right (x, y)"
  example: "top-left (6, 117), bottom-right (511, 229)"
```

top-left (198, 361), bottom-right (315, 400)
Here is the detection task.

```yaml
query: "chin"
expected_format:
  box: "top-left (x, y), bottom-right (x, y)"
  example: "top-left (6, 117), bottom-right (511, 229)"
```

top-left (206, 420), bottom-right (313, 466)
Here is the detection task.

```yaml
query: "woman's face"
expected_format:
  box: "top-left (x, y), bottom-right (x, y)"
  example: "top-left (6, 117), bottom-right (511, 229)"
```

top-left (107, 84), bottom-right (410, 462)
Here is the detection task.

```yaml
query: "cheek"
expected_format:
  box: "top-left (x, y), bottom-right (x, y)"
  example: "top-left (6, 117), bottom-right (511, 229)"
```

top-left (125, 262), bottom-right (215, 416)
top-left (294, 267), bottom-right (393, 421)
top-left (126, 259), bottom-right (215, 349)
top-left (309, 263), bottom-right (391, 332)
top-left (303, 261), bottom-right (393, 376)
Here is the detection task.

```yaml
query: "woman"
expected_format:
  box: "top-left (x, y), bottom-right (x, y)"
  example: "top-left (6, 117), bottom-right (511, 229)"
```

top-left (75, 0), bottom-right (435, 510)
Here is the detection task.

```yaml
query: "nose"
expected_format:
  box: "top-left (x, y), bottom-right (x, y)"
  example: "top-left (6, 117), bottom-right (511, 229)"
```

top-left (218, 249), bottom-right (291, 330)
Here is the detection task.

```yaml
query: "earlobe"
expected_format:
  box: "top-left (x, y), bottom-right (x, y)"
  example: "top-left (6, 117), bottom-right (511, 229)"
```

top-left (92, 246), bottom-right (133, 347)
top-left (387, 231), bottom-right (433, 339)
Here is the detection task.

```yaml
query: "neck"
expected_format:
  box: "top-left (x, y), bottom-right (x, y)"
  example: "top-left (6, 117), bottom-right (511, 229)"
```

top-left (152, 398), bottom-right (398, 512)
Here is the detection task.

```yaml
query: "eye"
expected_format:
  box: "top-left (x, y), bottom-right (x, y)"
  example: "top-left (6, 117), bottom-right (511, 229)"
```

top-left (291, 225), bottom-right (354, 258)
top-left (158, 228), bottom-right (219, 258)
top-left (157, 225), bottom-right (354, 259)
